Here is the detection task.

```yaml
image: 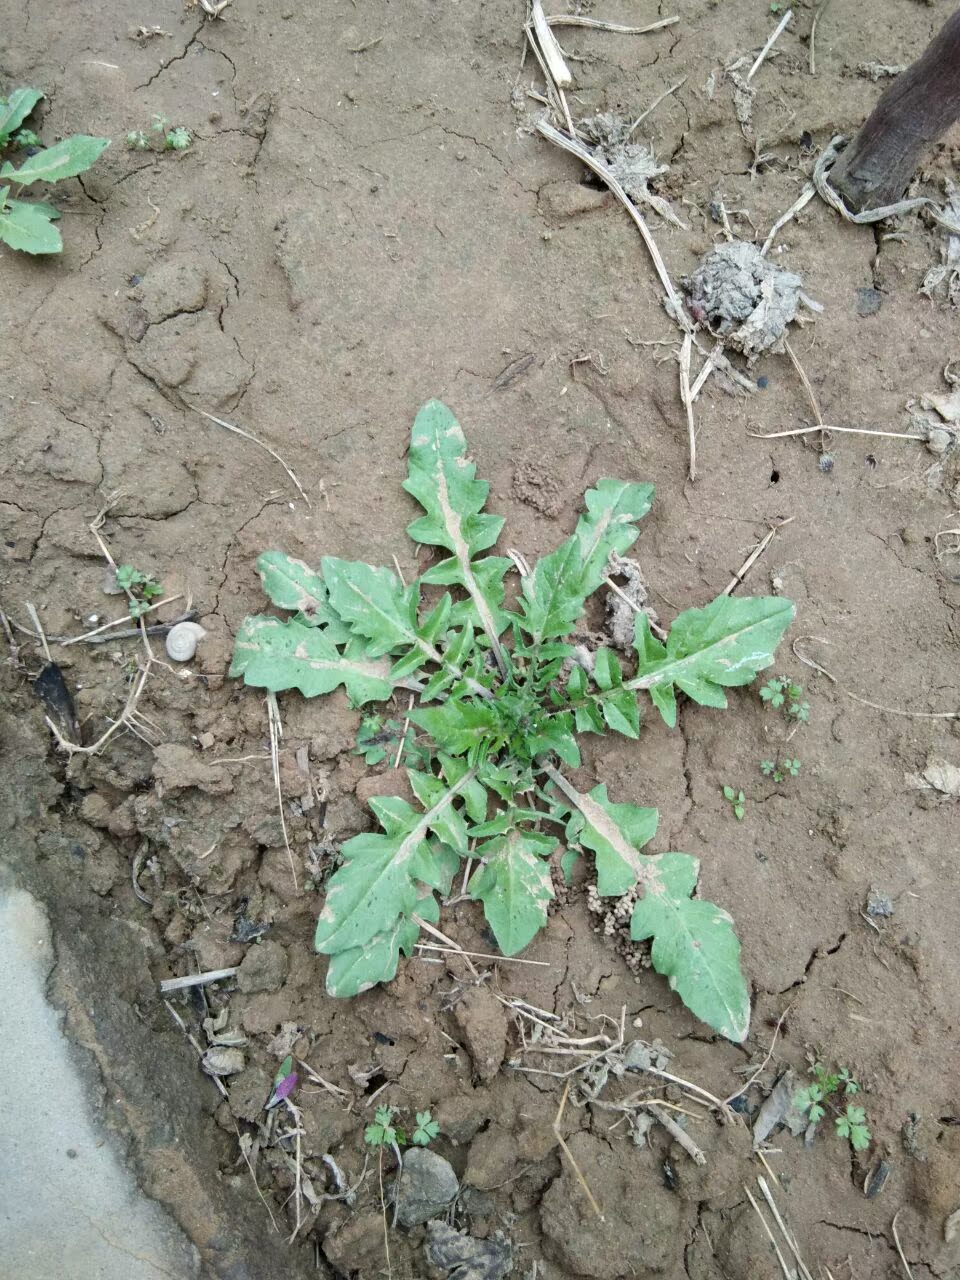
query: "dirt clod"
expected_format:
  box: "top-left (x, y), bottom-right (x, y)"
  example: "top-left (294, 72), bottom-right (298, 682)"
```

top-left (236, 940), bottom-right (289, 994)
top-left (451, 987), bottom-right (508, 1082)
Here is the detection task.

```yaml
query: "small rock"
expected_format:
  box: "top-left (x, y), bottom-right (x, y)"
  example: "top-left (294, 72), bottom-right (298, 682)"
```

top-left (856, 286), bottom-right (883, 317)
top-left (393, 1147), bottom-right (459, 1227)
top-left (202, 1046), bottom-right (245, 1078)
top-left (424, 1221), bottom-right (513, 1279)
top-left (866, 889), bottom-right (895, 918)
top-left (228, 1066), bottom-right (271, 1121)
top-left (451, 987), bottom-right (507, 1081)
top-left (237, 940), bottom-right (289, 994)
top-left (926, 427), bottom-right (953, 455)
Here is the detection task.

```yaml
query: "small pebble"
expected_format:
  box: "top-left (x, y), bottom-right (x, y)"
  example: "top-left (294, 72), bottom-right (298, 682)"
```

top-left (856, 286), bottom-right (883, 317)
top-left (926, 427), bottom-right (952, 455)
top-left (819, 454), bottom-right (834, 473)
top-left (866, 889), bottom-right (894, 918)
top-left (757, 375), bottom-right (769, 389)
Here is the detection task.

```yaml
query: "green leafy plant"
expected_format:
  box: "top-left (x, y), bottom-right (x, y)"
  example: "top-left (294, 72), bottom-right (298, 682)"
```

top-left (115, 564), bottom-right (164, 618)
top-left (127, 114), bottom-right (191, 153)
top-left (230, 400), bottom-right (795, 1041)
top-left (835, 1104), bottom-right (871, 1152)
top-left (759, 676), bottom-right (809, 724)
top-left (0, 87), bottom-right (109, 254)
top-left (794, 1062), bottom-right (870, 1153)
top-left (354, 713), bottom-right (429, 769)
top-left (760, 757), bottom-right (801, 782)
top-left (412, 1110), bottom-right (440, 1146)
top-left (364, 1105), bottom-right (400, 1148)
top-left (722, 785), bottom-right (746, 821)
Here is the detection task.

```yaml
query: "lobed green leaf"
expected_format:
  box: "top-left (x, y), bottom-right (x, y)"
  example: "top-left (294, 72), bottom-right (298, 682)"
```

top-left (230, 615), bottom-right (395, 704)
top-left (255, 550), bottom-right (351, 641)
top-left (630, 852), bottom-right (750, 1042)
top-left (470, 829), bottom-right (556, 955)
top-left (519, 478), bottom-right (654, 644)
top-left (317, 770), bottom-right (474, 995)
top-left (404, 400), bottom-right (511, 660)
top-left (631, 596), bottom-right (796, 727)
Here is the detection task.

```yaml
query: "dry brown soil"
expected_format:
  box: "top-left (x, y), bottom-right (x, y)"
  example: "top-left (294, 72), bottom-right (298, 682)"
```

top-left (2, 1), bottom-right (960, 1277)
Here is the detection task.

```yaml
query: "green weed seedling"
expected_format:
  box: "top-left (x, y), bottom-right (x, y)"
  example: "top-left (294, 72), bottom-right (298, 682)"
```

top-left (722, 785), bottom-right (746, 821)
top-left (412, 1110), bottom-right (440, 1146)
top-left (127, 114), bottom-right (191, 153)
top-left (794, 1062), bottom-right (871, 1153)
top-left (364, 1105), bottom-right (402, 1148)
top-left (760, 757), bottom-right (801, 783)
top-left (760, 676), bottom-right (810, 724)
top-left (0, 87), bottom-right (109, 254)
top-left (354, 713), bottom-right (429, 770)
top-left (364, 1106), bottom-right (440, 1149)
top-left (115, 564), bottom-right (164, 618)
top-left (230, 400), bottom-right (796, 1041)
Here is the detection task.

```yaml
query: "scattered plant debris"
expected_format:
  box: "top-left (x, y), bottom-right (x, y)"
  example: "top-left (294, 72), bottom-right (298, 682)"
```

top-left (0, 86), bottom-right (109, 253)
top-left (231, 400), bottom-right (795, 1040)
top-left (683, 241), bottom-right (809, 359)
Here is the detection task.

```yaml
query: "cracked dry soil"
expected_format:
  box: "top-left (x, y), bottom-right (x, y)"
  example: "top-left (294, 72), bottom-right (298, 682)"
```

top-left (2, 1), bottom-right (960, 1277)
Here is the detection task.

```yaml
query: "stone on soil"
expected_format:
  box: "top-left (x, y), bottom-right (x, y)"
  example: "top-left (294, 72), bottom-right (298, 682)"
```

top-left (393, 1147), bottom-right (459, 1227)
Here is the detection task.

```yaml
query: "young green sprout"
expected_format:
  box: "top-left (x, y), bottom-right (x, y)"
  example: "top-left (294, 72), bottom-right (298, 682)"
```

top-left (412, 1110), bottom-right (440, 1146)
top-left (760, 676), bottom-right (809, 724)
top-left (364, 1105), bottom-right (399, 1148)
top-left (760, 758), bottom-right (801, 783)
top-left (793, 1062), bottom-right (871, 1154)
top-left (115, 564), bottom-right (164, 618)
top-left (722, 785), bottom-right (746, 821)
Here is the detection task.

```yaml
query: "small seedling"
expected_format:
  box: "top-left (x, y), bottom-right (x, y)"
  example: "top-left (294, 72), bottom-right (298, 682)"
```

top-left (115, 564), bottom-right (164, 618)
top-left (231, 401), bottom-right (796, 1041)
top-left (760, 676), bottom-right (809, 724)
top-left (722, 785), bottom-right (746, 820)
top-left (354, 713), bottom-right (428, 769)
top-left (760, 757), bottom-right (801, 782)
top-left (364, 1105), bottom-right (400, 1148)
top-left (794, 1062), bottom-right (871, 1153)
top-left (412, 1110), bottom-right (440, 1146)
top-left (835, 1104), bottom-right (871, 1152)
top-left (0, 86), bottom-right (110, 254)
top-left (127, 114), bottom-right (191, 153)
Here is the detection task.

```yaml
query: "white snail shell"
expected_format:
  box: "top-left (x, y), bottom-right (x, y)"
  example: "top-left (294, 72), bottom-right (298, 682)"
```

top-left (165, 621), bottom-right (207, 662)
